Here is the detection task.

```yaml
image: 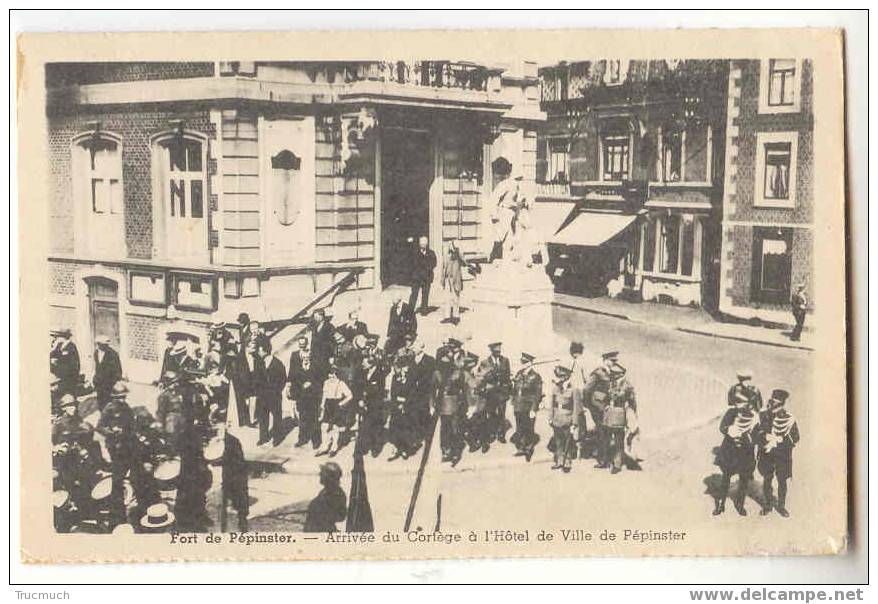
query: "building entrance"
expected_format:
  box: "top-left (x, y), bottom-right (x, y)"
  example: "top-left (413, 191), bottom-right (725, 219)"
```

top-left (380, 128), bottom-right (433, 287)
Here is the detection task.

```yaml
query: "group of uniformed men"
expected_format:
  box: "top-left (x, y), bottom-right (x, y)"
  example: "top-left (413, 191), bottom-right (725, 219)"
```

top-left (714, 370), bottom-right (801, 517)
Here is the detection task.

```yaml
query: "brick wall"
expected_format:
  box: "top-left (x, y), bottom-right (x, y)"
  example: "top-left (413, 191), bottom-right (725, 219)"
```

top-left (726, 224), bottom-right (753, 307)
top-left (219, 109), bottom-right (260, 267)
top-left (49, 262), bottom-right (75, 296)
top-left (48, 108), bottom-right (214, 259)
top-left (127, 314), bottom-right (162, 362)
top-left (729, 60), bottom-right (813, 225)
top-left (46, 62), bottom-right (214, 88)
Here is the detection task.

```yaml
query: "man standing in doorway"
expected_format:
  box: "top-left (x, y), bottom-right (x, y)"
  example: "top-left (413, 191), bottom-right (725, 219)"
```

top-left (408, 235), bottom-right (437, 315)
top-left (93, 335), bottom-right (123, 410)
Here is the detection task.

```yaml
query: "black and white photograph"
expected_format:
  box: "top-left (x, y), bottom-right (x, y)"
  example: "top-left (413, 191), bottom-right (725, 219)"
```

top-left (16, 24), bottom-right (851, 567)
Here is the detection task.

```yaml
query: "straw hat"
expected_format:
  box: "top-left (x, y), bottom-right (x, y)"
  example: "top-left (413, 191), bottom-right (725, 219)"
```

top-left (52, 489), bottom-right (70, 509)
top-left (139, 503), bottom-right (175, 530)
top-left (203, 437), bottom-right (225, 464)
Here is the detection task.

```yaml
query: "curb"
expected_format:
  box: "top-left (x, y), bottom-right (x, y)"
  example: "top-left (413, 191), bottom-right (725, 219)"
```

top-left (551, 301), bottom-right (814, 352)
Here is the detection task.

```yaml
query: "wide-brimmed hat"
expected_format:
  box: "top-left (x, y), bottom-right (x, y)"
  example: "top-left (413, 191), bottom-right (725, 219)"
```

top-left (520, 352), bottom-right (536, 363)
top-left (170, 341), bottom-right (188, 355)
top-left (139, 503), bottom-right (175, 530)
top-left (112, 523), bottom-right (135, 535)
top-left (58, 394), bottom-right (77, 409)
top-left (52, 328), bottom-right (72, 338)
top-left (53, 489), bottom-right (70, 509)
top-left (736, 368), bottom-right (753, 380)
top-left (488, 341), bottom-right (502, 350)
top-left (602, 351), bottom-right (619, 362)
top-left (153, 458), bottom-right (181, 489)
top-left (203, 437), bottom-right (225, 464)
top-left (90, 475), bottom-right (134, 505)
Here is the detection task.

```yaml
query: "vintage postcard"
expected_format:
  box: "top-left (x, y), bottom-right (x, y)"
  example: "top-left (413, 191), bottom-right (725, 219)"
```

top-left (17, 27), bottom-right (848, 563)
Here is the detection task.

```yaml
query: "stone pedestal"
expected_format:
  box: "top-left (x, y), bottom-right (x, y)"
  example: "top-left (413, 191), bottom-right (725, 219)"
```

top-left (466, 262), bottom-right (559, 358)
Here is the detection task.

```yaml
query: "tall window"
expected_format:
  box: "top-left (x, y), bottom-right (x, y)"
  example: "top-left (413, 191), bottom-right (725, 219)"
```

top-left (752, 227), bottom-right (792, 304)
top-left (659, 127), bottom-right (683, 183)
top-left (79, 137), bottom-right (123, 215)
top-left (602, 133), bottom-right (630, 181)
top-left (604, 60), bottom-right (623, 85)
top-left (640, 214), bottom-right (698, 278)
top-left (544, 139), bottom-right (569, 184)
top-left (763, 142), bottom-right (792, 201)
top-left (767, 59), bottom-right (796, 107)
top-left (163, 137), bottom-right (204, 218)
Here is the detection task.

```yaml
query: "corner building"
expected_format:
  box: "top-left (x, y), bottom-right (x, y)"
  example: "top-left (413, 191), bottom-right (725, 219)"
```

top-left (47, 61), bottom-right (544, 381)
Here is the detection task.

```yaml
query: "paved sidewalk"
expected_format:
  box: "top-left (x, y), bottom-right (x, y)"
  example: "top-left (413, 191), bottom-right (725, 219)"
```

top-left (553, 293), bottom-right (814, 352)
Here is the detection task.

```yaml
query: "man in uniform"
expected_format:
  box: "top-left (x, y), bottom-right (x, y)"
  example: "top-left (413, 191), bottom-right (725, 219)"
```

top-left (479, 341), bottom-right (512, 444)
top-left (548, 365), bottom-right (578, 473)
top-left (713, 391), bottom-right (759, 516)
top-left (96, 382), bottom-right (145, 526)
top-left (790, 284), bottom-right (808, 341)
top-left (757, 389), bottom-right (800, 517)
top-left (510, 352), bottom-right (543, 461)
top-left (581, 351), bottom-right (616, 467)
top-left (92, 335), bottom-right (123, 410)
top-left (50, 328), bottom-right (80, 396)
top-left (727, 369), bottom-right (763, 411)
top-left (602, 353), bottom-right (637, 475)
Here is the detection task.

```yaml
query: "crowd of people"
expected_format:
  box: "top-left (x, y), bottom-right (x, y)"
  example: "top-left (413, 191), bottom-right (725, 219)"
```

top-left (713, 371), bottom-right (801, 518)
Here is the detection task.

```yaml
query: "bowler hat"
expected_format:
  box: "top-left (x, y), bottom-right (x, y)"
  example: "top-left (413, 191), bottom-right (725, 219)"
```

top-left (95, 335), bottom-right (112, 346)
top-left (53, 328), bottom-right (72, 338)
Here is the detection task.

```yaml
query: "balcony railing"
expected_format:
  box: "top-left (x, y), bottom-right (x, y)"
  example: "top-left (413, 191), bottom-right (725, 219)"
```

top-left (346, 61), bottom-right (490, 92)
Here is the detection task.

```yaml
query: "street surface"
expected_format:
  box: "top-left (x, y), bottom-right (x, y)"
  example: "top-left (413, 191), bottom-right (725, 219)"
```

top-left (204, 304), bottom-right (836, 556)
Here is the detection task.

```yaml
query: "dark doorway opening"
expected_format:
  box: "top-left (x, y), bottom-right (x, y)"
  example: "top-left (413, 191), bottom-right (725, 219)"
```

top-left (381, 128), bottom-right (433, 287)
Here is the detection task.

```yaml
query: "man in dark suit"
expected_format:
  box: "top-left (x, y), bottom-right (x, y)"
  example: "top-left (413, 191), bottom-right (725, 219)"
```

top-left (478, 341), bottom-right (512, 443)
top-left (254, 337), bottom-right (287, 447)
top-left (93, 335), bottom-right (123, 410)
top-left (230, 338), bottom-right (258, 427)
top-left (408, 340), bottom-right (436, 439)
top-left (337, 309), bottom-right (369, 343)
top-left (408, 235), bottom-right (437, 315)
top-left (287, 335), bottom-right (321, 448)
top-left (385, 293), bottom-right (417, 357)
top-left (309, 308), bottom-right (335, 381)
top-left (50, 328), bottom-right (80, 395)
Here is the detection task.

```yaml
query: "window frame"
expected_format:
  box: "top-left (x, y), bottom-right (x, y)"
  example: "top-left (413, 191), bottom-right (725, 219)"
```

top-left (601, 132), bottom-right (631, 182)
top-left (751, 227), bottom-right (793, 305)
top-left (169, 271), bottom-right (218, 312)
top-left (754, 131), bottom-right (799, 209)
top-left (71, 131), bottom-right (126, 258)
top-left (540, 137), bottom-right (570, 185)
top-left (127, 269), bottom-right (168, 308)
top-left (758, 58), bottom-right (802, 114)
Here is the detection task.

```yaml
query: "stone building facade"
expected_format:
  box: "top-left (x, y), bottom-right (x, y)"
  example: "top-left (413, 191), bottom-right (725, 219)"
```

top-left (46, 61), bottom-right (543, 381)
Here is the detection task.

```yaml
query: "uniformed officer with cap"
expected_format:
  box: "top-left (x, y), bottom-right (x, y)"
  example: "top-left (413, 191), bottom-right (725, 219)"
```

top-left (727, 369), bottom-right (763, 411)
top-left (478, 341), bottom-right (512, 444)
top-left (511, 352), bottom-right (543, 461)
top-left (757, 389), bottom-right (800, 517)
top-left (602, 353), bottom-right (637, 475)
top-left (548, 364), bottom-right (578, 473)
top-left (713, 387), bottom-right (760, 516)
top-left (582, 351), bottom-right (617, 467)
top-left (96, 382), bottom-right (142, 525)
